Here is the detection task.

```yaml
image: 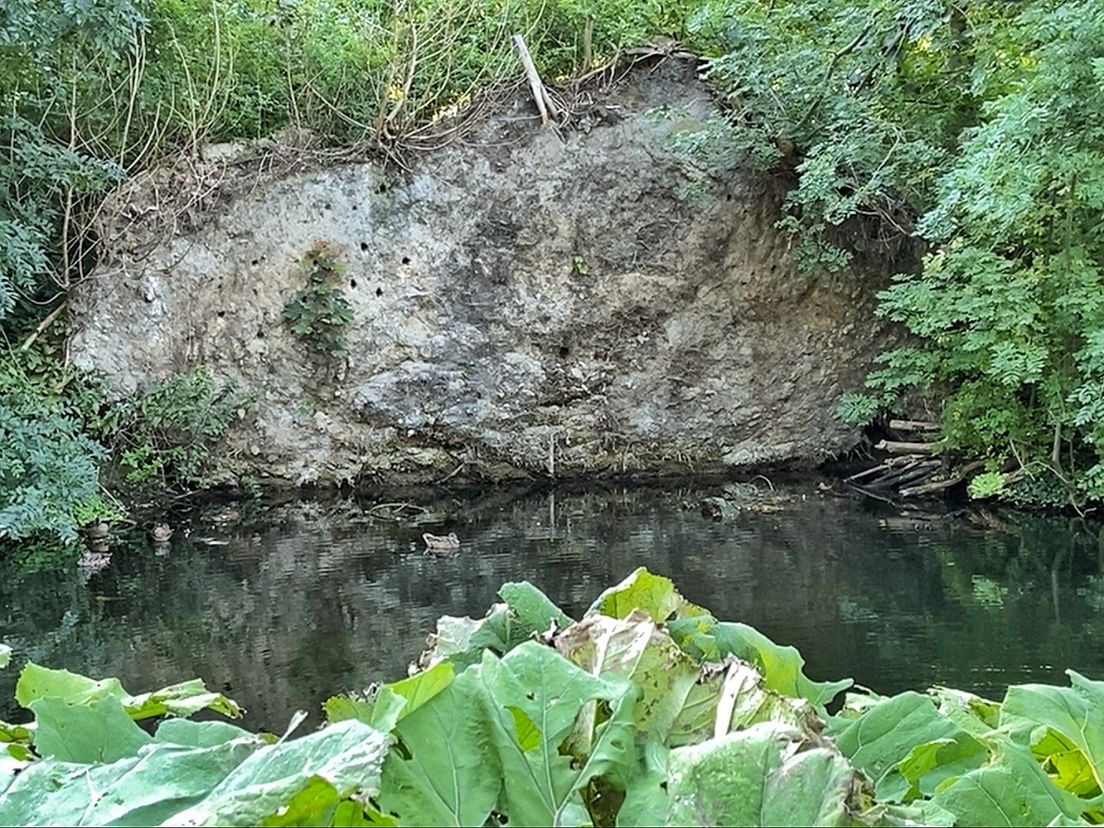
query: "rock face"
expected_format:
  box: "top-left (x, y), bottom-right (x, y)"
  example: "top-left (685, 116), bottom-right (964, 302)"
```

top-left (70, 61), bottom-right (896, 486)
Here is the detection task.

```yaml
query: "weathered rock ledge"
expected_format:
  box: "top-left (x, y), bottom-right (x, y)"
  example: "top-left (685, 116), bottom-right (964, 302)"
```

top-left (70, 61), bottom-right (898, 486)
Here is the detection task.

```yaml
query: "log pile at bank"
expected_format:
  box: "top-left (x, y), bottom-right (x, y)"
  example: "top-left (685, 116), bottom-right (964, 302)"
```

top-left (846, 419), bottom-right (984, 500)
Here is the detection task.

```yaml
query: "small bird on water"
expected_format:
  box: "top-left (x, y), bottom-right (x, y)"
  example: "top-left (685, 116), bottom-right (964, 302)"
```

top-left (422, 532), bottom-right (460, 554)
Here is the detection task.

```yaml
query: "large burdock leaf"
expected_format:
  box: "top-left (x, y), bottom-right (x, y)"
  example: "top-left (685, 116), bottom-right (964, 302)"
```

top-left (499, 581), bottom-right (573, 632)
top-left (378, 667), bottom-right (501, 827)
top-left (830, 692), bottom-right (966, 794)
top-left (1002, 670), bottom-right (1104, 793)
top-left (478, 641), bottom-right (636, 827)
top-left (16, 665), bottom-right (240, 720)
top-left (586, 568), bottom-right (707, 623)
top-left (668, 616), bottom-right (850, 706)
top-left (667, 722), bottom-right (856, 827)
top-left (555, 610), bottom-right (704, 745)
top-left (0, 724), bottom-right (262, 826)
top-left (30, 696), bottom-right (152, 763)
top-left (167, 719), bottom-right (389, 826)
top-left (932, 741), bottom-right (1090, 827)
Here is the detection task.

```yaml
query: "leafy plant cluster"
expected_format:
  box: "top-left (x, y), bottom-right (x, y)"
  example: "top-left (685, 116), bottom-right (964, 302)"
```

top-left (687, 0), bottom-right (1104, 504)
top-left (283, 243), bottom-right (355, 356)
top-left (95, 366), bottom-right (247, 489)
top-left (0, 361), bottom-right (243, 547)
top-left (4, 568), bottom-right (1104, 826)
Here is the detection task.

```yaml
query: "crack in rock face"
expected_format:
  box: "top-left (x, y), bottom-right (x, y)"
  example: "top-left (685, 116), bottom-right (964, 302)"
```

top-left (70, 61), bottom-right (897, 486)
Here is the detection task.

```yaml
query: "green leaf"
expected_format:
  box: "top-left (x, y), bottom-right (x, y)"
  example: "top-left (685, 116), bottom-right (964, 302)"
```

top-left (171, 719), bottom-right (390, 826)
top-left (379, 667), bottom-right (501, 827)
top-left (586, 567), bottom-right (691, 623)
top-left (31, 697), bottom-right (152, 763)
top-left (1002, 670), bottom-right (1104, 792)
top-left (877, 734), bottom-right (988, 802)
top-left (478, 641), bottom-right (636, 826)
top-left (616, 741), bottom-right (669, 828)
top-left (387, 662), bottom-right (455, 718)
top-left (831, 692), bottom-right (961, 790)
top-left (667, 722), bottom-right (857, 827)
top-left (669, 617), bottom-right (851, 706)
top-left (932, 741), bottom-right (1089, 827)
top-left (499, 581), bottom-right (573, 631)
top-left (15, 665), bottom-right (240, 721)
top-left (0, 734), bottom-right (260, 826)
top-left (930, 686), bottom-right (1002, 739)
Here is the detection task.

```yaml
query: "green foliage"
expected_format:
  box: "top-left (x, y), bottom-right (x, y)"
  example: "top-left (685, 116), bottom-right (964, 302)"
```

top-left (10, 569), bottom-right (1104, 825)
top-left (696, 0), bottom-right (1104, 503)
top-left (0, 362), bottom-right (107, 544)
top-left (283, 243), bottom-right (354, 357)
top-left (96, 366), bottom-right (247, 490)
top-left (968, 471), bottom-right (1006, 501)
top-left (8, 569), bottom-right (1104, 824)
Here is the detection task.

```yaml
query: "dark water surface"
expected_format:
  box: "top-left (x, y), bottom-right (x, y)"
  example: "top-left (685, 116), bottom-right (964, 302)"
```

top-left (3, 479), bottom-right (1104, 730)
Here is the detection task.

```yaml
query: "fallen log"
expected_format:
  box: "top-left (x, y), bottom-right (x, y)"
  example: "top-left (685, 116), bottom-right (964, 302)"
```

top-left (879, 460), bottom-right (941, 489)
top-left (899, 460), bottom-right (986, 497)
top-left (876, 440), bottom-right (936, 455)
top-left (888, 419), bottom-right (940, 433)
top-left (846, 463), bottom-right (890, 482)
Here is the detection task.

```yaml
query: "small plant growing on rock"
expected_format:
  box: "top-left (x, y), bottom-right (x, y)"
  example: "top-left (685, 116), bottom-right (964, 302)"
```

top-left (282, 241), bottom-right (354, 356)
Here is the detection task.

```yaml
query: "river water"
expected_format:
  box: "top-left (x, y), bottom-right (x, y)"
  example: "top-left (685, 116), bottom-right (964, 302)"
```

top-left (2, 478), bottom-right (1103, 731)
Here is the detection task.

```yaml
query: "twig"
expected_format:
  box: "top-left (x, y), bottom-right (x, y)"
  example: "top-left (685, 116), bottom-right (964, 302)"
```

top-left (20, 301), bottom-right (67, 352)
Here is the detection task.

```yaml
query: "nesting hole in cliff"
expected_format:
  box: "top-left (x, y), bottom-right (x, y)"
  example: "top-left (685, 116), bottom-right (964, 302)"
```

top-left (401, 256), bottom-right (411, 265)
top-left (349, 279), bottom-right (358, 289)
top-left (375, 287), bottom-right (383, 297)
top-left (360, 241), bottom-right (369, 252)
top-left (559, 345), bottom-right (570, 358)
top-left (251, 258), bottom-right (259, 266)
top-left (256, 330), bottom-right (265, 339)
top-left (377, 183), bottom-right (387, 194)
top-left (324, 202), bottom-right (332, 210)
top-left (217, 310), bottom-right (226, 318)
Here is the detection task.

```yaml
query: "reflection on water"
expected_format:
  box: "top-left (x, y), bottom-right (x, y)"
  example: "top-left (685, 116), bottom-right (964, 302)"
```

top-left (2, 480), bottom-right (1103, 731)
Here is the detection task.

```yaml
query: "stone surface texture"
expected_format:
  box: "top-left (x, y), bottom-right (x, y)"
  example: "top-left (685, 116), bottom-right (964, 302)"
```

top-left (70, 61), bottom-right (896, 485)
